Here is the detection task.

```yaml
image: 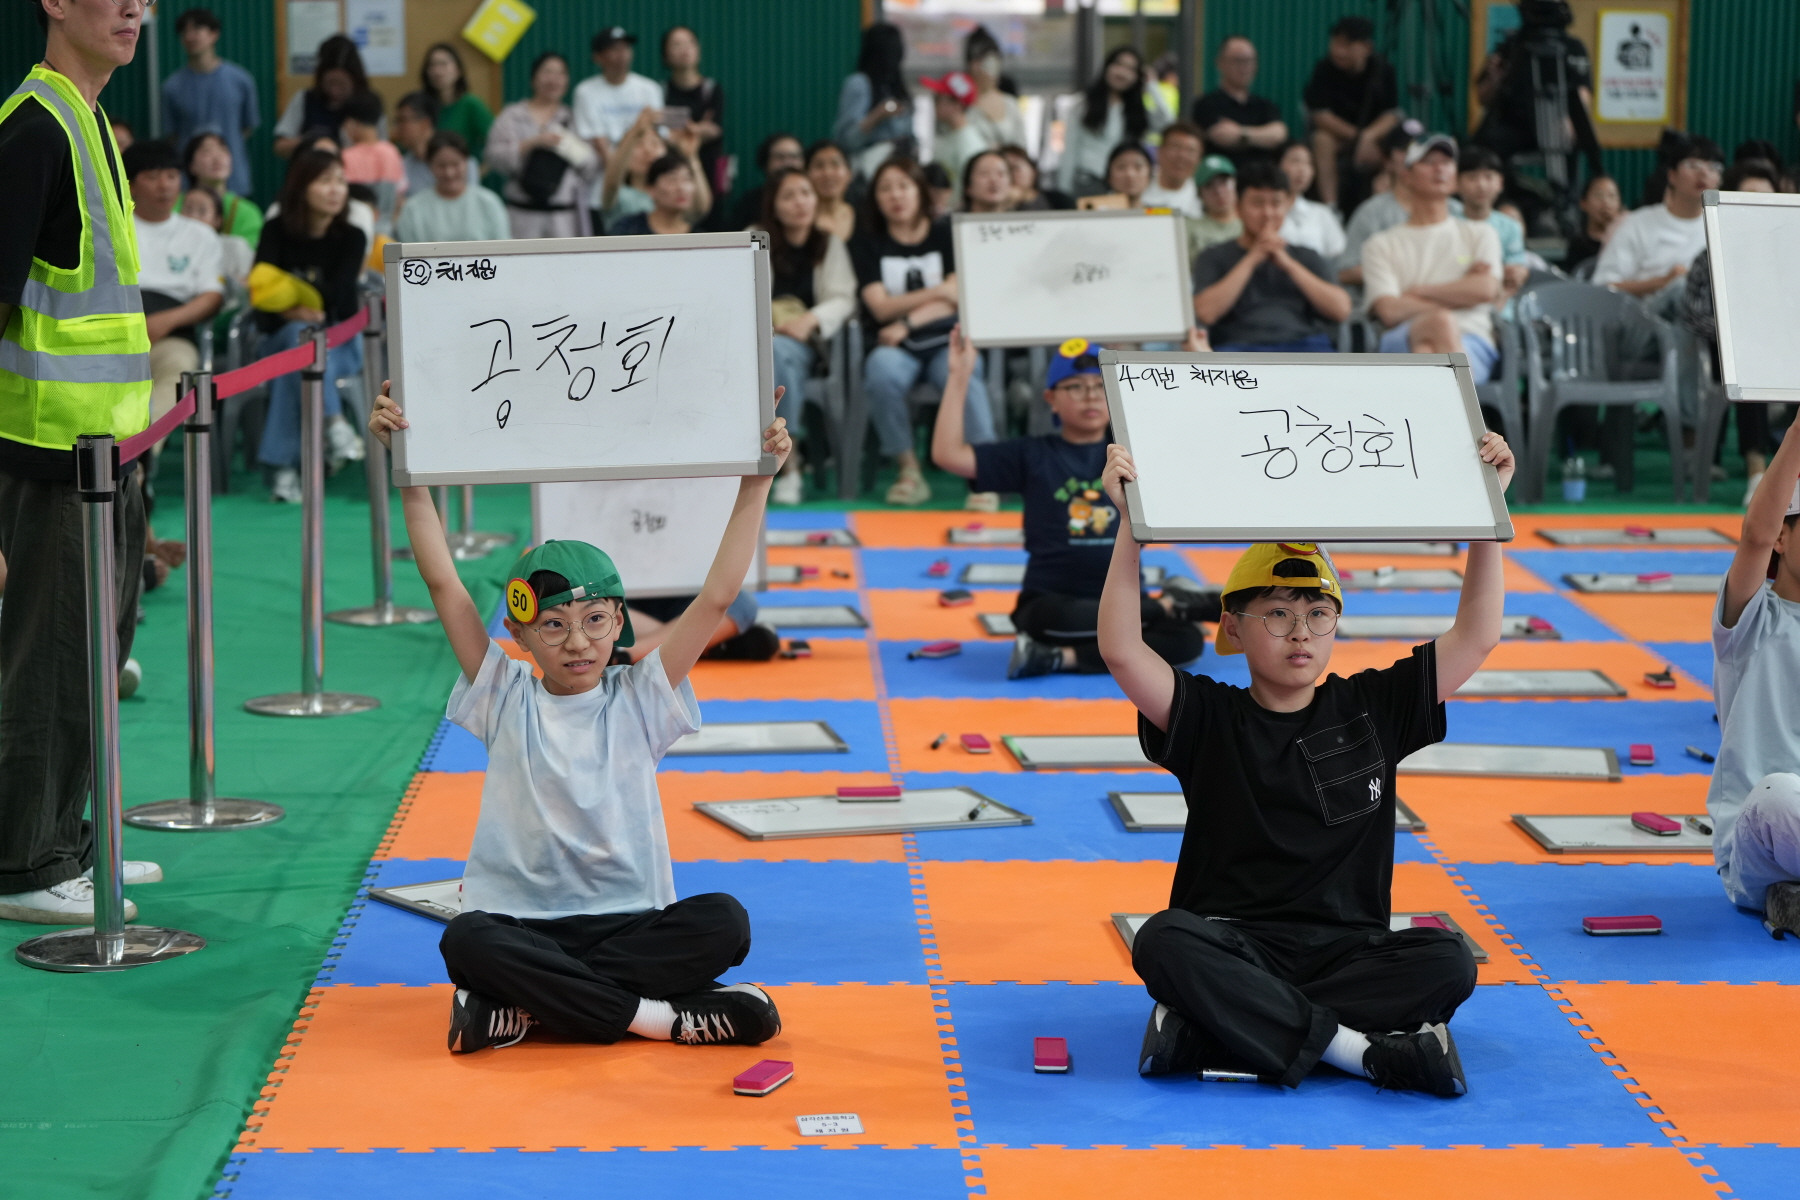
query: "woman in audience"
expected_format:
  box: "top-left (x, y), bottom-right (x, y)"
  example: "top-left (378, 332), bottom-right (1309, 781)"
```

top-left (486, 52), bottom-right (593, 239)
top-left (1105, 142), bottom-right (1154, 208)
top-left (273, 36), bottom-right (371, 158)
top-left (1277, 141), bottom-right (1346, 259)
top-left (755, 168), bottom-right (858, 505)
top-left (961, 149), bottom-right (1015, 213)
top-left (251, 148), bottom-right (366, 503)
top-left (807, 139), bottom-right (857, 242)
top-left (1002, 144), bottom-right (1073, 211)
top-left (834, 22), bottom-right (914, 178)
top-left (182, 131), bottom-right (263, 246)
top-left (608, 153), bottom-right (705, 237)
top-left (1058, 46), bottom-right (1171, 197)
top-left (396, 132), bottom-right (509, 243)
top-left (602, 108), bottom-right (711, 233)
top-left (963, 25), bottom-right (1027, 149)
top-left (1563, 174), bottom-right (1623, 275)
top-left (849, 158), bottom-right (997, 508)
top-left (421, 42), bottom-right (493, 161)
top-left (662, 25), bottom-right (725, 223)
top-left (182, 184), bottom-right (253, 287)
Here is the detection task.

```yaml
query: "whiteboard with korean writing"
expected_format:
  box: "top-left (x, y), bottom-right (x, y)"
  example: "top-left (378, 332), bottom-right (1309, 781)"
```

top-left (386, 233), bottom-right (776, 485)
top-left (1102, 351), bottom-right (1514, 543)
top-left (533, 477), bottom-right (765, 599)
top-left (1703, 190), bottom-right (1800, 401)
top-left (951, 210), bottom-right (1192, 347)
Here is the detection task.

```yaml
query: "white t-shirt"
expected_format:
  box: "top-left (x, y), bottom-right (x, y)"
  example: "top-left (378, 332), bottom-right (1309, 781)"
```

top-left (1141, 176), bottom-right (1201, 219)
top-left (1709, 580), bottom-right (1800, 873)
top-left (132, 211), bottom-right (223, 303)
top-left (449, 641), bottom-right (700, 920)
top-left (1592, 202), bottom-right (1706, 286)
top-left (1361, 215), bottom-right (1502, 342)
top-left (572, 71), bottom-right (664, 207)
top-left (1281, 195), bottom-right (1347, 260)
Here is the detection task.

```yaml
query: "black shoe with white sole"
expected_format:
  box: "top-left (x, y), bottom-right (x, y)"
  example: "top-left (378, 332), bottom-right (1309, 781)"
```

top-left (448, 988), bottom-right (535, 1054)
top-left (1006, 634), bottom-right (1064, 680)
top-left (1362, 1023), bottom-right (1467, 1097)
top-left (667, 983), bottom-right (782, 1046)
top-left (1137, 1003), bottom-right (1203, 1076)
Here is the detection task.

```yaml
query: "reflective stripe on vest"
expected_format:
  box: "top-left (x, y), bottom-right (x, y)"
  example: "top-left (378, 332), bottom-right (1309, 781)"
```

top-left (0, 68), bottom-right (150, 449)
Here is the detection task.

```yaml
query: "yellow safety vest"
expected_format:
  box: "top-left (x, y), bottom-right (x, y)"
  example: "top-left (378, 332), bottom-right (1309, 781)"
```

top-left (0, 66), bottom-right (150, 450)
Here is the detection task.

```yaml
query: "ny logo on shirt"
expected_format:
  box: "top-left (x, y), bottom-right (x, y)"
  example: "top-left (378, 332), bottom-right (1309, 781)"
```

top-left (1368, 777), bottom-right (1382, 805)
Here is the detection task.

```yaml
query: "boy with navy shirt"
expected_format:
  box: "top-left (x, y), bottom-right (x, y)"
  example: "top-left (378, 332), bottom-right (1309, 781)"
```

top-left (371, 384), bottom-right (792, 1054)
top-left (930, 328), bottom-right (1213, 679)
top-left (1098, 432), bottom-right (1515, 1097)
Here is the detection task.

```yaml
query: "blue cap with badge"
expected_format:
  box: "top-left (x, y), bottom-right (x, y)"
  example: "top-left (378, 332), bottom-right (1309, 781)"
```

top-left (1045, 337), bottom-right (1103, 389)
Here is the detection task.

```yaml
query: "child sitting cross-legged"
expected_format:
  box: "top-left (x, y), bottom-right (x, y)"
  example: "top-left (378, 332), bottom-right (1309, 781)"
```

top-left (1098, 433), bottom-right (1515, 1097)
top-left (370, 383), bottom-right (793, 1055)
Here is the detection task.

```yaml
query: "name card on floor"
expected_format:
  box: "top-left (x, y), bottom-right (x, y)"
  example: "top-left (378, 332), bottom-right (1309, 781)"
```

top-left (797, 1113), bottom-right (864, 1137)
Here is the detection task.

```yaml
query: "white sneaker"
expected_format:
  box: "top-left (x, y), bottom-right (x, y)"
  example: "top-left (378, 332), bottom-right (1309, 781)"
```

top-left (270, 468), bottom-right (302, 504)
top-left (771, 470), bottom-right (804, 506)
top-left (0, 876), bottom-right (138, 924)
top-left (327, 415), bottom-right (366, 468)
top-left (84, 861), bottom-right (163, 885)
top-left (118, 657), bottom-right (141, 699)
top-left (1744, 472), bottom-right (1763, 507)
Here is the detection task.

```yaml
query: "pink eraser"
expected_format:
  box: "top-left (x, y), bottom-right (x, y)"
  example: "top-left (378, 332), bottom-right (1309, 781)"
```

top-left (961, 733), bottom-right (992, 754)
top-left (1638, 571), bottom-right (1673, 583)
top-left (799, 565), bottom-right (820, 578)
top-left (927, 559), bottom-right (950, 577)
top-left (1583, 915), bottom-right (1662, 936)
top-left (1632, 811), bottom-right (1680, 835)
top-left (1033, 1037), bottom-right (1070, 1073)
top-left (733, 1059), bottom-right (795, 1096)
top-left (1526, 616), bottom-right (1555, 631)
top-left (964, 521), bottom-right (984, 530)
top-left (1410, 915), bottom-right (1451, 931)
top-left (1624, 525), bottom-right (1654, 537)
top-left (838, 785), bottom-right (902, 800)
top-left (806, 531), bottom-right (832, 545)
top-left (909, 640), bottom-right (963, 660)
top-left (1629, 744), bottom-right (1656, 767)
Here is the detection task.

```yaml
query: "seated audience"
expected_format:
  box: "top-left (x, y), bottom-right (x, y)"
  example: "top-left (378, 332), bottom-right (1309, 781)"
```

top-left (1563, 174), bottom-right (1623, 275)
top-left (834, 22), bottom-right (915, 180)
top-left (1187, 155), bottom-right (1244, 254)
top-left (1104, 142), bottom-right (1155, 209)
top-left (1190, 35), bottom-right (1288, 168)
top-left (181, 130), bottom-right (263, 246)
top-left (1277, 141), bottom-right (1346, 260)
top-left (1192, 160), bottom-right (1351, 352)
top-left (922, 161), bottom-right (955, 219)
top-left (393, 90), bottom-right (474, 201)
top-left (127, 141), bottom-right (225, 429)
top-left (1455, 146), bottom-right (1530, 294)
top-left (1594, 135), bottom-right (1720, 309)
top-left (961, 149), bottom-right (1015, 214)
top-left (338, 90), bottom-right (406, 233)
top-left (1140, 122), bottom-right (1205, 218)
top-left (421, 41), bottom-right (493, 161)
top-left (180, 184), bottom-right (252, 287)
top-left (807, 139), bottom-right (857, 242)
top-left (1002, 143), bottom-right (1074, 210)
top-left (273, 34), bottom-right (370, 158)
top-left (1338, 119), bottom-right (1467, 286)
top-left (1303, 15), bottom-right (1400, 211)
top-left (731, 132), bottom-right (803, 231)
top-left (922, 71), bottom-right (985, 200)
top-left (1060, 47), bottom-right (1171, 197)
top-left (487, 52), bottom-right (594, 239)
top-left (963, 25), bottom-right (1027, 148)
top-left (608, 151), bottom-right (706, 237)
top-left (396, 132), bottom-right (510, 243)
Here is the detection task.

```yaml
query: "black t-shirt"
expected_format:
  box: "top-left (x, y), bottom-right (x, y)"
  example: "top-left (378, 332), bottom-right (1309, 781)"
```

top-left (1140, 641), bottom-right (1446, 929)
top-left (847, 218), bottom-right (956, 338)
top-left (1191, 240), bottom-right (1337, 347)
top-left (1189, 89), bottom-right (1284, 166)
top-left (1302, 55), bottom-right (1398, 129)
top-left (770, 244), bottom-right (818, 309)
top-left (663, 77), bottom-right (724, 183)
top-left (1563, 230), bottom-right (1605, 275)
top-left (971, 434), bottom-right (1117, 599)
top-left (251, 218), bottom-right (367, 334)
top-left (0, 94), bottom-right (127, 477)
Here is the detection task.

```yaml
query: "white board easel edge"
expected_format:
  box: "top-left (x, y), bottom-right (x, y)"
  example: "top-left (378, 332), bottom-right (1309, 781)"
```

top-left (1703, 191), bottom-right (1800, 403)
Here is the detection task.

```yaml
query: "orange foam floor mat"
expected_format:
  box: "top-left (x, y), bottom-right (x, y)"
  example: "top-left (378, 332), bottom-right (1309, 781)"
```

top-left (375, 772), bottom-right (482, 861)
top-left (765, 544), bottom-right (860, 588)
top-left (1552, 982), bottom-right (1800, 1147)
top-left (852, 510), bottom-right (1020, 548)
top-left (1512, 513), bottom-right (1742, 543)
top-left (687, 635), bottom-right (877, 701)
top-left (887, 697), bottom-right (1147, 774)
top-left (1401, 775), bottom-right (1715, 865)
top-left (1570, 593), bottom-right (1720, 644)
top-left (1324, 641), bottom-right (1711, 701)
top-left (1180, 548), bottom-right (1553, 593)
top-left (866, 587), bottom-right (1020, 642)
top-left (244, 983), bottom-right (961, 1152)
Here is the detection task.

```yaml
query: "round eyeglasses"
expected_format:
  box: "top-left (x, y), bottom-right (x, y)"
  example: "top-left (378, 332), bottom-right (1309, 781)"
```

top-left (528, 606), bottom-right (620, 646)
top-left (1233, 605), bottom-right (1339, 638)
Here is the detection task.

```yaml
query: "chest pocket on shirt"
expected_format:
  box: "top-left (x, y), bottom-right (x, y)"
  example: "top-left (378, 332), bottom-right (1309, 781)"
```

top-left (1297, 714), bottom-right (1386, 826)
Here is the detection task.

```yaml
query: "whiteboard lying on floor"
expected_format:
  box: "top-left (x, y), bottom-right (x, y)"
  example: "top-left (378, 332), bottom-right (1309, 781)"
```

top-left (695, 788), bottom-right (1029, 839)
top-left (952, 210), bottom-right (1193, 346)
top-left (1564, 572), bottom-right (1723, 594)
top-left (534, 477), bottom-right (765, 598)
top-left (1108, 791), bottom-right (1426, 833)
top-left (1102, 351), bottom-right (1513, 543)
top-left (666, 721), bottom-right (848, 757)
top-left (1004, 735), bottom-right (1150, 770)
top-left (1399, 742), bottom-right (1621, 780)
top-left (1513, 813), bottom-right (1713, 853)
top-left (387, 233), bottom-right (775, 485)
top-left (1538, 527), bottom-right (1734, 546)
top-left (1336, 614), bottom-right (1557, 640)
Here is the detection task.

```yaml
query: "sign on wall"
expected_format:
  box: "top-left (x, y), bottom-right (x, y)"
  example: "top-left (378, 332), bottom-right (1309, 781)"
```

top-left (1595, 10), bottom-right (1670, 123)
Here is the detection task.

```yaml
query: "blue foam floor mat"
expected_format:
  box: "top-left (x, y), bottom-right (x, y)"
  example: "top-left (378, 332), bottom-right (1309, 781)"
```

top-left (766, 509), bottom-right (852, 528)
top-left (1509, 549), bottom-right (1736, 582)
top-left (1441, 700), bottom-right (1720, 774)
top-left (1454, 863), bottom-right (1800, 984)
top-left (858, 547), bottom-right (1193, 590)
top-left (880, 642), bottom-right (1207, 699)
top-left (944, 981), bottom-right (1663, 1148)
top-left (216, 1146), bottom-right (970, 1200)
top-left (1691, 1147), bottom-right (1800, 1199)
top-left (1645, 641), bottom-right (1715, 684)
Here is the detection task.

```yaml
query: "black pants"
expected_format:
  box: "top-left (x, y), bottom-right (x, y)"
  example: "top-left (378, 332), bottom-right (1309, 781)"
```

top-left (0, 465), bottom-right (145, 893)
top-left (1013, 590), bottom-right (1205, 674)
top-left (439, 892), bottom-right (752, 1043)
top-left (1132, 909), bottom-right (1478, 1088)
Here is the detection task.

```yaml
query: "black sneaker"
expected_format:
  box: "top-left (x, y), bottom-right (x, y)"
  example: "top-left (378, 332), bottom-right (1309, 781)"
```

top-left (447, 988), bottom-right (535, 1054)
top-left (667, 983), bottom-right (782, 1046)
top-left (1160, 576), bottom-right (1223, 624)
top-left (1766, 881), bottom-right (1800, 939)
top-left (1362, 1023), bottom-right (1467, 1097)
top-left (1138, 1003), bottom-right (1203, 1076)
top-left (707, 623), bottom-right (782, 661)
top-left (1006, 634), bottom-right (1063, 680)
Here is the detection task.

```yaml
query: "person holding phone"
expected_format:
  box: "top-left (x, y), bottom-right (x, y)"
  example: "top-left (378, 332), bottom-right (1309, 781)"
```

top-left (660, 25), bottom-right (723, 224)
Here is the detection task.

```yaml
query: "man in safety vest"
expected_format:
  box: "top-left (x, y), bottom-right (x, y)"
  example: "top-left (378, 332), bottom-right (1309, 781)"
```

top-left (0, 0), bottom-right (164, 924)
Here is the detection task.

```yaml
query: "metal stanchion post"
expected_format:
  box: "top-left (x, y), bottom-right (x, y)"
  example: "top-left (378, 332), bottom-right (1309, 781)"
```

top-left (126, 374), bottom-right (286, 831)
top-left (438, 484), bottom-right (491, 561)
top-left (245, 329), bottom-right (380, 717)
top-left (17, 436), bottom-right (205, 971)
top-left (455, 484), bottom-right (514, 555)
top-left (328, 297), bottom-right (434, 626)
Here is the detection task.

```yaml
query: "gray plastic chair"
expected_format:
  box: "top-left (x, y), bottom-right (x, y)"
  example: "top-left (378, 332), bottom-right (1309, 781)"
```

top-left (1690, 336), bottom-right (1731, 505)
top-left (1516, 282), bottom-right (1685, 504)
top-left (1474, 314), bottom-right (1524, 446)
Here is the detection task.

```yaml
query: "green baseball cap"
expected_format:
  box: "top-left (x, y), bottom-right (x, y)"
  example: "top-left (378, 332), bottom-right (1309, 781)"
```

top-left (504, 540), bottom-right (634, 647)
top-left (1195, 154), bottom-right (1237, 186)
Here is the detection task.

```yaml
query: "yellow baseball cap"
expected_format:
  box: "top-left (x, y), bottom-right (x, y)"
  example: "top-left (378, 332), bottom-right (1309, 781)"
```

top-left (1215, 542), bottom-right (1343, 656)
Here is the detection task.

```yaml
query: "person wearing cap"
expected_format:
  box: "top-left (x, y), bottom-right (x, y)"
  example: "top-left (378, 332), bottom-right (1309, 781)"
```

top-left (573, 26), bottom-right (663, 231)
top-left (1361, 135), bottom-right (1502, 384)
top-left (1335, 119), bottom-right (1464, 287)
top-left (1708, 434), bottom-right (1800, 934)
top-left (126, 138), bottom-right (223, 434)
top-left (368, 383), bottom-right (794, 1055)
top-left (922, 71), bottom-right (986, 204)
top-left (931, 328), bottom-right (1213, 680)
top-left (1097, 432), bottom-right (1517, 1098)
top-left (1186, 154), bottom-right (1243, 255)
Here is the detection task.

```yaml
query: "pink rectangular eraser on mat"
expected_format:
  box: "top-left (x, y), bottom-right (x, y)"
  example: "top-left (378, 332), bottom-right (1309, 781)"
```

top-left (1637, 571), bottom-right (1673, 583)
top-left (733, 1059), bottom-right (794, 1096)
top-left (1629, 744), bottom-right (1657, 767)
top-left (1033, 1037), bottom-right (1070, 1073)
top-left (1583, 915), bottom-right (1662, 936)
top-left (837, 785), bottom-right (902, 800)
top-left (1410, 915), bottom-right (1450, 931)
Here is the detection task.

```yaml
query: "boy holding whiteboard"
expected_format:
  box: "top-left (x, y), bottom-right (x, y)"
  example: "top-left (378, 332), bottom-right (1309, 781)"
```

top-left (1098, 433), bottom-right (1515, 1096)
top-left (370, 385), bottom-right (791, 1054)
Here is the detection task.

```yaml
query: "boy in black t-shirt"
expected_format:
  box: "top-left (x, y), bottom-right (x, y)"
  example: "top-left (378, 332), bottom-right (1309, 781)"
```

top-left (1097, 433), bottom-right (1515, 1097)
top-left (931, 329), bottom-right (1213, 679)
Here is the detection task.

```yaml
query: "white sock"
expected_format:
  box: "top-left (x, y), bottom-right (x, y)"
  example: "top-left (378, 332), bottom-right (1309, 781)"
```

top-left (627, 997), bottom-right (676, 1041)
top-left (1320, 1024), bottom-right (1373, 1077)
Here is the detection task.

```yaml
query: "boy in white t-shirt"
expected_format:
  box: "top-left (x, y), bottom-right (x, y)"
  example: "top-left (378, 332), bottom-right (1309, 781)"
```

top-left (370, 385), bottom-right (793, 1054)
top-left (126, 140), bottom-right (223, 424)
top-left (1709, 429), bottom-right (1800, 935)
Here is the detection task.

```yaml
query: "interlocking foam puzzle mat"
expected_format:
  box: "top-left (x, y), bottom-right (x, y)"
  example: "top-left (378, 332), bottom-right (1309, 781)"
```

top-left (88, 505), bottom-right (1791, 1200)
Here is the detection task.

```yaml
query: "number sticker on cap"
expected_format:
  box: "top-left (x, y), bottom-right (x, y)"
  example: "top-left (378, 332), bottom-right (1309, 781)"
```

top-left (506, 578), bottom-right (538, 624)
top-left (1059, 337), bottom-right (1089, 359)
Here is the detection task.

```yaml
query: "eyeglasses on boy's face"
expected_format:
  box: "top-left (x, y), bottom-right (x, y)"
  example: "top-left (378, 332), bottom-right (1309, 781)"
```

top-left (1233, 605), bottom-right (1339, 638)
top-left (528, 604), bottom-right (620, 646)
top-left (1052, 378), bottom-right (1106, 398)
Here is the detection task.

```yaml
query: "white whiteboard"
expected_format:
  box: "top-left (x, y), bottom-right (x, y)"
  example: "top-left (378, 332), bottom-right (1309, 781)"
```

top-left (533, 477), bottom-right (765, 598)
top-left (1704, 191), bottom-right (1800, 401)
top-left (952, 210), bottom-right (1192, 347)
top-left (1103, 351), bottom-right (1513, 543)
top-left (386, 233), bottom-right (776, 485)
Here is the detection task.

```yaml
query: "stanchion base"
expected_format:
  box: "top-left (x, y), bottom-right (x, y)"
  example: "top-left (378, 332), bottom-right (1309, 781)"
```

top-left (464, 530), bottom-right (517, 551)
top-left (244, 691), bottom-right (381, 717)
top-left (15, 925), bottom-right (206, 972)
top-left (445, 533), bottom-right (494, 562)
top-left (124, 798), bottom-right (288, 831)
top-left (325, 604), bottom-right (438, 627)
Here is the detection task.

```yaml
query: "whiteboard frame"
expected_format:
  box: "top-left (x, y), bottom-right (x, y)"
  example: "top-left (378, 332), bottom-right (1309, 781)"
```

top-left (1101, 350), bottom-right (1514, 543)
top-left (1703, 189), bottom-right (1800, 402)
top-left (950, 209), bottom-right (1195, 347)
top-left (384, 232), bottom-right (778, 485)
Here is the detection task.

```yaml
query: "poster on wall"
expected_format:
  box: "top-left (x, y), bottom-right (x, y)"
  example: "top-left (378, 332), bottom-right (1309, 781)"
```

top-left (286, 0), bottom-right (341, 75)
top-left (1596, 10), bottom-right (1670, 122)
top-left (345, 0), bottom-right (406, 77)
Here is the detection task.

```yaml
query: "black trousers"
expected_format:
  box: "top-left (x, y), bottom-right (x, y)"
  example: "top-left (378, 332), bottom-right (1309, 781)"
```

top-left (439, 892), bottom-right (752, 1043)
top-left (1013, 590), bottom-right (1205, 674)
top-left (1132, 909), bottom-right (1478, 1088)
top-left (0, 465), bottom-right (145, 893)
